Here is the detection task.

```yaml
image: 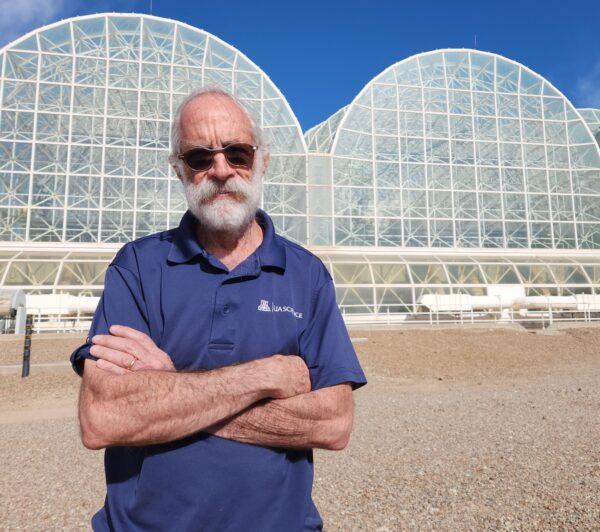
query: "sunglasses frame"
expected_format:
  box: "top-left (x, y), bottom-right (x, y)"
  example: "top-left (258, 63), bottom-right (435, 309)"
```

top-left (175, 143), bottom-right (258, 172)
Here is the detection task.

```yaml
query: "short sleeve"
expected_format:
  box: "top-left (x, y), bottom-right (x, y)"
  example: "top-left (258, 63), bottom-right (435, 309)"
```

top-left (299, 279), bottom-right (367, 391)
top-left (70, 260), bottom-right (150, 377)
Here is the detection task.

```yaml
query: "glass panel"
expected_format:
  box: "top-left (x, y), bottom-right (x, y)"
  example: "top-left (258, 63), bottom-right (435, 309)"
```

top-left (516, 264), bottom-right (555, 284)
top-left (409, 263), bottom-right (449, 284)
top-left (59, 262), bottom-right (108, 286)
top-left (335, 217), bottom-right (375, 246)
top-left (376, 287), bottom-right (413, 313)
top-left (371, 263), bottom-right (411, 284)
top-left (550, 265), bottom-right (589, 284)
top-left (331, 263), bottom-right (372, 284)
top-left (5, 261), bottom-right (60, 285)
top-left (480, 264), bottom-right (520, 284)
top-left (446, 264), bottom-right (485, 284)
top-left (335, 287), bottom-right (374, 314)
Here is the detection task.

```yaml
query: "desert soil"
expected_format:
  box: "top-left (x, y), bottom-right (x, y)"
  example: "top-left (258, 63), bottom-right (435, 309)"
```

top-left (0, 326), bottom-right (598, 530)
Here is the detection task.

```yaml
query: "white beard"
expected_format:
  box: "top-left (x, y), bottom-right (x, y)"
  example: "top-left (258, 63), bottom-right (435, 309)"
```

top-left (182, 163), bottom-right (263, 235)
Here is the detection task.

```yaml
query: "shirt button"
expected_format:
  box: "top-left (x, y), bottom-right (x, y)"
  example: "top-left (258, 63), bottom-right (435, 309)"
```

top-left (222, 305), bottom-right (230, 315)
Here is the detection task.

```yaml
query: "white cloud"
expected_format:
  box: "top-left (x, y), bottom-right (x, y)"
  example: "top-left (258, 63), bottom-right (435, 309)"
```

top-left (576, 60), bottom-right (600, 109)
top-left (0, 0), bottom-right (141, 48)
top-left (0, 0), bottom-right (71, 47)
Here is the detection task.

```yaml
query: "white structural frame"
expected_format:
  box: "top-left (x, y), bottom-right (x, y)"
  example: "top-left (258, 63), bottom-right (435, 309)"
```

top-left (0, 13), bottom-right (310, 245)
top-left (1, 22), bottom-right (600, 327)
top-left (306, 49), bottom-right (600, 251)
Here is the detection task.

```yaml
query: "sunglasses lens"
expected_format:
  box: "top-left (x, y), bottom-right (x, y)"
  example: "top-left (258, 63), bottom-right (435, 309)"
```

top-left (184, 149), bottom-right (213, 171)
top-left (224, 144), bottom-right (255, 168)
top-left (181, 144), bottom-right (255, 171)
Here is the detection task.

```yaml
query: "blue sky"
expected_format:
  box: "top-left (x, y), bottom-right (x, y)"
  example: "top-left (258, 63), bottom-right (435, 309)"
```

top-left (0, 0), bottom-right (598, 130)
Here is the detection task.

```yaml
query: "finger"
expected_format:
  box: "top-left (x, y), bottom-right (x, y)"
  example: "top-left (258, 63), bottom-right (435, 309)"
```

top-left (96, 358), bottom-right (127, 375)
top-left (92, 335), bottom-right (148, 361)
top-left (91, 344), bottom-right (137, 369)
top-left (109, 325), bottom-right (156, 351)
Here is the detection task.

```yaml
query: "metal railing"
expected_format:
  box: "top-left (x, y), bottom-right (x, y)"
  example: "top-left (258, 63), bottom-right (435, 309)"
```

top-left (3, 303), bottom-right (600, 334)
top-left (23, 307), bottom-right (94, 333)
top-left (340, 303), bottom-right (600, 327)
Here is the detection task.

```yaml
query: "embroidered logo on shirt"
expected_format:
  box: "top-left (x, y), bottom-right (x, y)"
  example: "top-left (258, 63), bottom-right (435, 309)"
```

top-left (257, 300), bottom-right (271, 312)
top-left (257, 299), bottom-right (303, 319)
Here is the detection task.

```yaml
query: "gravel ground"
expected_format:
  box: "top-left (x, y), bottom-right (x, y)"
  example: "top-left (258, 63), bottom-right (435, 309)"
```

top-left (0, 327), bottom-right (599, 530)
top-left (0, 333), bottom-right (86, 366)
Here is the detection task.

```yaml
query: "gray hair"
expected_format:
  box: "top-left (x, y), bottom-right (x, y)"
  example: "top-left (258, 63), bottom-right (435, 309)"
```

top-left (169, 86), bottom-right (267, 159)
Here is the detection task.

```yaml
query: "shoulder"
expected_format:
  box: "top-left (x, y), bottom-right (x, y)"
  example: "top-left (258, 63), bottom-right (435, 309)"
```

top-left (111, 228), bottom-right (176, 272)
top-left (275, 234), bottom-right (332, 289)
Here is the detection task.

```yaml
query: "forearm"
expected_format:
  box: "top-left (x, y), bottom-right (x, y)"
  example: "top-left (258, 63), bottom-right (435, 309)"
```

top-left (209, 385), bottom-right (353, 450)
top-left (79, 359), bottom-right (272, 449)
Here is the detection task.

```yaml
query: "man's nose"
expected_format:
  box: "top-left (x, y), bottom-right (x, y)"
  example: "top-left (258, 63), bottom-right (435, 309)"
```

top-left (207, 152), bottom-right (235, 181)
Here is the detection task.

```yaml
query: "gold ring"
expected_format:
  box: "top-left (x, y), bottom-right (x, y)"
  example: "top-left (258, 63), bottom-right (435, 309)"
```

top-left (126, 356), bottom-right (136, 371)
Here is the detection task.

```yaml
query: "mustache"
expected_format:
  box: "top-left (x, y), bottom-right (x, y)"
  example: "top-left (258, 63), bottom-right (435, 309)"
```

top-left (192, 176), bottom-right (254, 203)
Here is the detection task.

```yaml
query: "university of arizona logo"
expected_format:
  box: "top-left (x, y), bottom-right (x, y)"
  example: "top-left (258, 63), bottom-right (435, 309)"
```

top-left (257, 299), bottom-right (303, 318)
top-left (257, 299), bottom-right (271, 312)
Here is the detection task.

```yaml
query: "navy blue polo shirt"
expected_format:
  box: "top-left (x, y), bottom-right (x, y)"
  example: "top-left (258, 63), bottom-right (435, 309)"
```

top-left (71, 209), bottom-right (367, 532)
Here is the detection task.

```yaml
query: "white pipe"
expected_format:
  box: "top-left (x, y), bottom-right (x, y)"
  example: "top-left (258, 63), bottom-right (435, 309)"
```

top-left (513, 296), bottom-right (577, 310)
top-left (419, 293), bottom-right (600, 312)
top-left (25, 294), bottom-right (100, 315)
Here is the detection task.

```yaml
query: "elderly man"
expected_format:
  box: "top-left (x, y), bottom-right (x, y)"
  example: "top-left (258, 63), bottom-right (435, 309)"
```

top-left (71, 87), bottom-right (367, 531)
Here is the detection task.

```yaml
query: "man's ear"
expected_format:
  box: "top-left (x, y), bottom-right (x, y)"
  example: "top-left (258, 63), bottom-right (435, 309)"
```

top-left (169, 157), bottom-right (184, 182)
top-left (262, 149), bottom-right (270, 172)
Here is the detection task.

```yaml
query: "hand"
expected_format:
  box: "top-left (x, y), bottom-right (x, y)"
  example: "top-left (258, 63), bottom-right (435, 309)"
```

top-left (265, 355), bottom-right (311, 399)
top-left (90, 325), bottom-right (175, 375)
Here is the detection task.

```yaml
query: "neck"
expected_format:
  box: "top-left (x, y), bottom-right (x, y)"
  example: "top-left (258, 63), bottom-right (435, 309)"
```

top-left (195, 216), bottom-right (263, 271)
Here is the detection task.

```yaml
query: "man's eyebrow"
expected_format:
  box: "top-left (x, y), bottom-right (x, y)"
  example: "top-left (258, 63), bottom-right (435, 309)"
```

top-left (180, 139), bottom-right (244, 150)
top-left (179, 139), bottom-right (208, 149)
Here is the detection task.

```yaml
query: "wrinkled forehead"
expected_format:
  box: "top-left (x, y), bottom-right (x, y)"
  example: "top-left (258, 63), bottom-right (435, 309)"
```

top-left (178, 94), bottom-right (254, 148)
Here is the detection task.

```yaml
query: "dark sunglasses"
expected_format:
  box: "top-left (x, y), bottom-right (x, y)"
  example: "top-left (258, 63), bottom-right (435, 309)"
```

top-left (176, 143), bottom-right (258, 172)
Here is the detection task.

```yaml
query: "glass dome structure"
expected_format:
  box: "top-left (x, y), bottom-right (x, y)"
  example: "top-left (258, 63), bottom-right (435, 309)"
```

top-left (306, 50), bottom-right (600, 251)
top-left (1, 25), bottom-right (599, 325)
top-left (303, 50), bottom-right (600, 319)
top-left (0, 13), bottom-right (307, 249)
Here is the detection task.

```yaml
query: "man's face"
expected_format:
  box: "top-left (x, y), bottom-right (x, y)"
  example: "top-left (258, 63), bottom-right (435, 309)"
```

top-left (174, 94), bottom-right (265, 234)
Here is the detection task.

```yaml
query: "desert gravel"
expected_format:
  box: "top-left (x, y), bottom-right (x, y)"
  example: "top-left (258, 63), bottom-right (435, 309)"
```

top-left (0, 326), bottom-right (599, 530)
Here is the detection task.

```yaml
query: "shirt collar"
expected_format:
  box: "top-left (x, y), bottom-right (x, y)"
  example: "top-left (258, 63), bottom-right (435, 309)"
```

top-left (256, 209), bottom-right (286, 271)
top-left (167, 210), bottom-right (207, 264)
top-left (167, 209), bottom-right (286, 272)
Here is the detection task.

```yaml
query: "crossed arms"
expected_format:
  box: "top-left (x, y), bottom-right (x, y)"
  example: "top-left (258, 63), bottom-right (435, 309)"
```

top-left (78, 325), bottom-right (354, 452)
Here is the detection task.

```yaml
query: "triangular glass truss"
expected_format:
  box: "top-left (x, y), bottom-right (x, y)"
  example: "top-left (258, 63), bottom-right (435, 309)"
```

top-left (4, 52), bottom-right (38, 80)
top-left (73, 18), bottom-right (107, 57)
top-left (5, 261), bottom-right (60, 285)
top-left (38, 25), bottom-right (72, 54)
top-left (173, 26), bottom-right (206, 67)
top-left (59, 262), bottom-right (107, 285)
top-left (142, 19), bottom-right (175, 63)
top-left (40, 54), bottom-right (73, 84)
top-left (108, 17), bottom-right (141, 61)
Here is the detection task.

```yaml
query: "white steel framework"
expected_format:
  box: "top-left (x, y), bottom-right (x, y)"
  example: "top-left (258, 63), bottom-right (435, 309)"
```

top-left (0, 22), bottom-right (599, 326)
top-left (305, 50), bottom-right (600, 251)
top-left (0, 14), bottom-right (308, 246)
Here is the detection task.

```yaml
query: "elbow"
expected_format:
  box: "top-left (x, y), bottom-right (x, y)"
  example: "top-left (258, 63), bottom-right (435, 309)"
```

top-left (81, 431), bottom-right (106, 451)
top-left (79, 401), bottom-right (114, 450)
top-left (327, 433), bottom-right (350, 451)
